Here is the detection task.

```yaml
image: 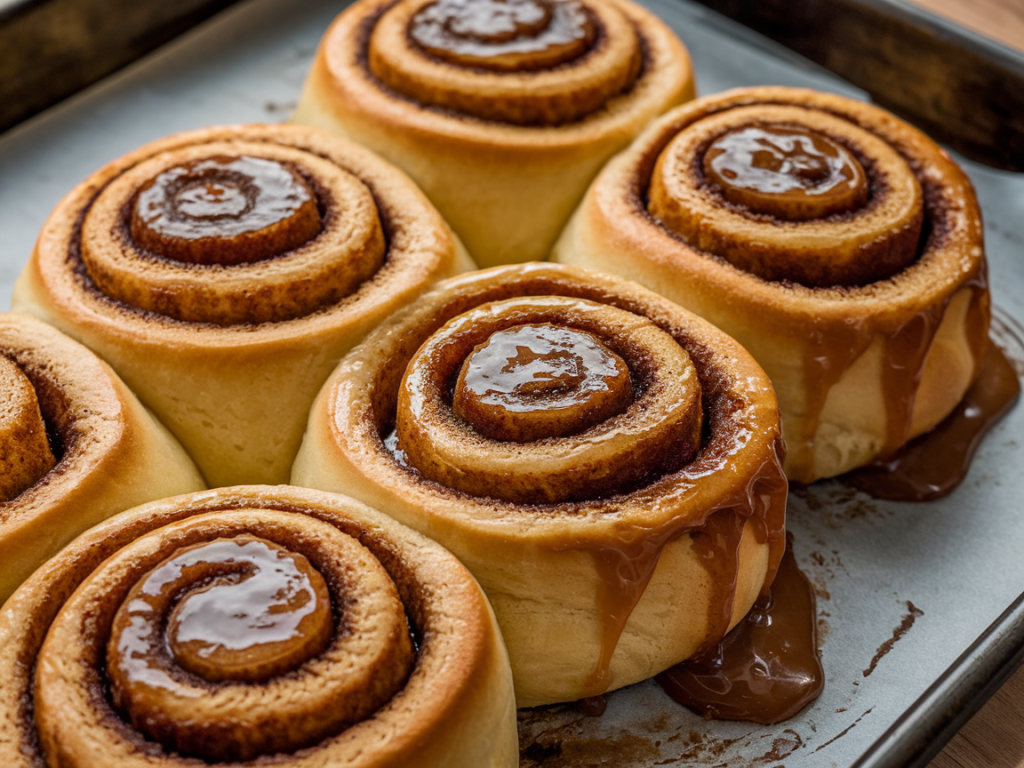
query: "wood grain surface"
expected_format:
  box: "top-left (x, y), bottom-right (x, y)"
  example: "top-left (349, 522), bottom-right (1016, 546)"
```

top-left (911, 0), bottom-right (1024, 763)
top-left (905, 0), bottom-right (1024, 53)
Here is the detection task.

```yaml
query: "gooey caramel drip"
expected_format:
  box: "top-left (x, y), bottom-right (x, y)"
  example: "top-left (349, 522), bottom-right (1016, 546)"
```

top-left (453, 323), bottom-right (633, 442)
top-left (704, 125), bottom-right (867, 221)
top-left (657, 533), bottom-right (823, 723)
top-left (410, 0), bottom-right (594, 71)
top-left (385, 291), bottom-right (789, 698)
top-left (0, 355), bottom-right (55, 501)
top-left (131, 155), bottom-right (323, 265)
top-left (846, 337), bottom-right (1020, 501)
top-left (580, 445), bottom-right (789, 696)
top-left (795, 277), bottom-right (991, 483)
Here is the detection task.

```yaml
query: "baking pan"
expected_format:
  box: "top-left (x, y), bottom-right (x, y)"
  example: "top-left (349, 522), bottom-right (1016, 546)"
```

top-left (0, 0), bottom-right (240, 133)
top-left (0, 0), bottom-right (1022, 766)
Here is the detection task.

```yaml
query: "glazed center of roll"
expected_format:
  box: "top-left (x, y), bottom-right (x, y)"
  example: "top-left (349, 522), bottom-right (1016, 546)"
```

top-left (393, 297), bottom-right (704, 504)
top-left (130, 155), bottom-right (323, 265)
top-left (0, 355), bottom-right (56, 501)
top-left (110, 536), bottom-right (333, 685)
top-left (410, 0), bottom-right (594, 70)
top-left (703, 125), bottom-right (867, 221)
top-left (453, 323), bottom-right (633, 442)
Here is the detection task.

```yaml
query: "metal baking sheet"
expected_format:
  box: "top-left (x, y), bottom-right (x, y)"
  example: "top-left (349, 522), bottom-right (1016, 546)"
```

top-left (0, 0), bottom-right (1022, 766)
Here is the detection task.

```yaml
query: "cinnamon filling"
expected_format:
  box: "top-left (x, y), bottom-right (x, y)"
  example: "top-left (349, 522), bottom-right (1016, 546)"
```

top-left (131, 155), bottom-right (323, 265)
top-left (703, 125), bottom-right (867, 221)
top-left (0, 355), bottom-right (55, 501)
top-left (410, 0), bottom-right (594, 71)
top-left (453, 323), bottom-right (633, 442)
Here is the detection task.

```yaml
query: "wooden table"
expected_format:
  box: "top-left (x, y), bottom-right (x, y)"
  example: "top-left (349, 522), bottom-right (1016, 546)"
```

top-left (906, 2), bottom-right (1024, 764)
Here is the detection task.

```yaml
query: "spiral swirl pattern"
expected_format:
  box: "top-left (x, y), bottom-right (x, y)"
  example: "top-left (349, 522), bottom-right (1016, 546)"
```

top-left (294, 264), bottom-right (787, 706)
top-left (395, 296), bottom-right (703, 503)
top-left (0, 353), bottom-right (55, 501)
top-left (0, 486), bottom-right (518, 768)
top-left (15, 124), bottom-right (472, 487)
top-left (80, 141), bottom-right (388, 326)
top-left (369, 0), bottom-right (641, 126)
top-left (553, 87), bottom-right (990, 482)
top-left (646, 104), bottom-right (925, 288)
top-left (294, 0), bottom-right (694, 268)
top-left (0, 315), bottom-right (204, 606)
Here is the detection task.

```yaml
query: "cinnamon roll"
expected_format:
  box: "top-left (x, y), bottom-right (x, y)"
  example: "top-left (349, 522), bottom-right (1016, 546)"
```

top-left (553, 86), bottom-right (990, 483)
top-left (13, 124), bottom-right (474, 487)
top-left (0, 485), bottom-right (517, 768)
top-left (0, 314), bottom-right (204, 606)
top-left (292, 0), bottom-right (694, 268)
top-left (292, 263), bottom-right (787, 706)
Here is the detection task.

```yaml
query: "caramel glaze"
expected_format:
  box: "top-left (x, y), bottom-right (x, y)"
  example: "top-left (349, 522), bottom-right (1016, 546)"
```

top-left (704, 125), bottom-right (867, 221)
top-left (846, 338), bottom-right (1020, 501)
top-left (0, 355), bottom-right (56, 501)
top-left (796, 276), bottom-right (990, 481)
top-left (130, 155), bottom-right (323, 265)
top-left (656, 533), bottom-right (823, 723)
top-left (410, 0), bottom-right (595, 71)
top-left (580, 436), bottom-right (788, 695)
top-left (394, 297), bottom-right (704, 505)
top-left (453, 323), bottom-right (633, 442)
top-left (107, 536), bottom-right (333, 697)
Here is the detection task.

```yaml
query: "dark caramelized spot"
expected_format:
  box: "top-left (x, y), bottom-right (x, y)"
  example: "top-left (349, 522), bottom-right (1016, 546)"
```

top-left (410, 0), bottom-right (595, 71)
top-left (453, 323), bottom-right (633, 442)
top-left (703, 125), bottom-right (868, 221)
top-left (0, 355), bottom-right (56, 501)
top-left (108, 537), bottom-right (333, 688)
top-left (130, 155), bottom-right (323, 265)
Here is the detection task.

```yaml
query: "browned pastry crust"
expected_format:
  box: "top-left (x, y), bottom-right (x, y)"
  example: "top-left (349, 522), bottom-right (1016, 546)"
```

top-left (0, 314), bottom-right (204, 606)
top-left (554, 86), bottom-right (989, 483)
top-left (292, 0), bottom-right (694, 267)
top-left (293, 263), bottom-right (787, 707)
top-left (13, 124), bottom-right (474, 488)
top-left (0, 485), bottom-right (517, 768)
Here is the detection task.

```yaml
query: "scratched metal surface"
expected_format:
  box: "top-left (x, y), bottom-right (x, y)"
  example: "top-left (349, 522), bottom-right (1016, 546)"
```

top-left (0, 0), bottom-right (1022, 766)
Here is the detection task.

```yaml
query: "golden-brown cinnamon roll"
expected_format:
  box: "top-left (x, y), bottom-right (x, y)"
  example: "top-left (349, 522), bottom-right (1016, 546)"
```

top-left (292, 263), bottom-right (787, 707)
top-left (0, 485), bottom-right (517, 768)
top-left (292, 0), bottom-right (694, 268)
top-left (13, 124), bottom-right (474, 487)
top-left (0, 314), bottom-right (204, 605)
top-left (553, 86), bottom-right (990, 483)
